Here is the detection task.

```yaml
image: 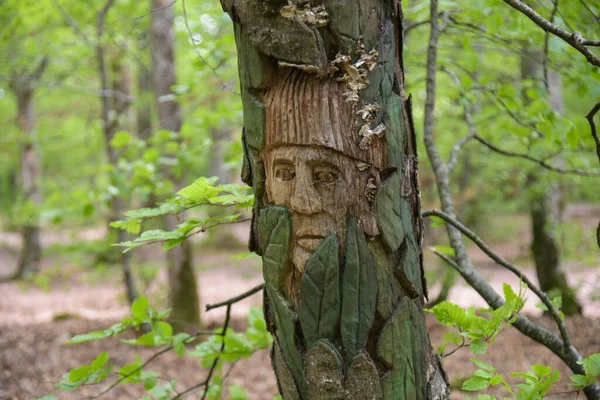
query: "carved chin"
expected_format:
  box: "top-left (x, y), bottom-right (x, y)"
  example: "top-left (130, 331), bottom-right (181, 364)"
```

top-left (292, 245), bottom-right (312, 274)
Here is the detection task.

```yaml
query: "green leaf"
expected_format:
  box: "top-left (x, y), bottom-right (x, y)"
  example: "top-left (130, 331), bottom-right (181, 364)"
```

top-left (110, 131), bottom-right (132, 148)
top-left (431, 245), bottom-right (456, 257)
top-left (470, 340), bottom-right (488, 355)
top-left (341, 215), bottom-right (378, 360)
top-left (267, 286), bottom-right (304, 395)
top-left (228, 384), bottom-right (250, 400)
top-left (569, 374), bottom-right (590, 387)
top-left (531, 364), bottom-right (552, 378)
top-left (471, 359), bottom-right (496, 373)
top-left (173, 333), bottom-right (193, 357)
top-left (131, 296), bottom-right (150, 320)
top-left (90, 352), bottom-right (109, 371)
top-left (462, 376), bottom-right (490, 391)
top-left (177, 177), bottom-right (220, 201)
top-left (299, 233), bottom-right (340, 349)
top-left (259, 207), bottom-right (293, 290)
top-left (579, 353), bottom-right (600, 377)
top-left (153, 321), bottom-right (173, 338)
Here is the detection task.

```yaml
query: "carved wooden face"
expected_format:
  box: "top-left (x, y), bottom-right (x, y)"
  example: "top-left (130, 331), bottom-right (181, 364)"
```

top-left (265, 145), bottom-right (362, 273)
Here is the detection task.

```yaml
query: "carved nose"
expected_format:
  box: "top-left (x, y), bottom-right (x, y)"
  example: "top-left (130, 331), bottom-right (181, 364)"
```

top-left (290, 176), bottom-right (322, 215)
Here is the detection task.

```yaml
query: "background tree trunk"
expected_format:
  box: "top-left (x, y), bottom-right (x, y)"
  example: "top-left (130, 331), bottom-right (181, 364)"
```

top-left (520, 56), bottom-right (582, 316)
top-left (222, 0), bottom-right (449, 398)
top-left (151, 0), bottom-right (201, 332)
top-left (8, 58), bottom-right (48, 279)
top-left (96, 2), bottom-right (138, 304)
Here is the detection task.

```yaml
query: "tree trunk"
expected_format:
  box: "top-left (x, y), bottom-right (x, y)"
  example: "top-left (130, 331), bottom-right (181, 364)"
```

top-left (151, 0), bottom-right (201, 332)
top-left (9, 58), bottom-right (48, 279)
top-left (222, 1), bottom-right (449, 398)
top-left (97, 4), bottom-right (138, 304)
top-left (137, 33), bottom-right (154, 142)
top-left (520, 57), bottom-right (582, 316)
top-left (14, 89), bottom-right (42, 278)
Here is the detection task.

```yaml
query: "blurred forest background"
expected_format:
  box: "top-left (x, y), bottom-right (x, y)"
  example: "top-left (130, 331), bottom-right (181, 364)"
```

top-left (0, 0), bottom-right (599, 399)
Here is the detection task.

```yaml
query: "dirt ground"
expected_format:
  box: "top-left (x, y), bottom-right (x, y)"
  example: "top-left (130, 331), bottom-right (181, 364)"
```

top-left (0, 206), bottom-right (599, 399)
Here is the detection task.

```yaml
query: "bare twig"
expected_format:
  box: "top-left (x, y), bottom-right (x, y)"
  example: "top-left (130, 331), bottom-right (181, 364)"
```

top-left (501, 0), bottom-right (600, 67)
top-left (585, 101), bottom-right (600, 165)
top-left (474, 134), bottom-right (600, 176)
top-left (423, 209), bottom-right (571, 348)
top-left (86, 345), bottom-right (175, 400)
top-left (136, 0), bottom-right (177, 20)
top-left (180, 0), bottom-right (239, 95)
top-left (206, 283), bottom-right (264, 311)
top-left (404, 19), bottom-right (430, 35)
top-left (52, 0), bottom-right (94, 46)
top-left (542, 0), bottom-right (559, 91)
top-left (578, 0), bottom-right (600, 27)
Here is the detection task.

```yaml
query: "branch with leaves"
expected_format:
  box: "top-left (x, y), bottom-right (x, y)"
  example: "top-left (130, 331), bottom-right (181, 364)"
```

top-left (46, 284), bottom-right (269, 400)
top-left (110, 176), bottom-right (254, 253)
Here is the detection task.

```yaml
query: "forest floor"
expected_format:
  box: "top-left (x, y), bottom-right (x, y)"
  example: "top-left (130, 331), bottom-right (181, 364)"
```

top-left (0, 204), bottom-right (599, 400)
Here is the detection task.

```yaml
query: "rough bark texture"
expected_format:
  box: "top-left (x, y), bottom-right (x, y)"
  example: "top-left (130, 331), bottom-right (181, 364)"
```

top-left (9, 59), bottom-right (47, 278)
top-left (151, 0), bottom-right (201, 332)
top-left (521, 56), bottom-right (582, 316)
top-left (222, 1), bottom-right (449, 398)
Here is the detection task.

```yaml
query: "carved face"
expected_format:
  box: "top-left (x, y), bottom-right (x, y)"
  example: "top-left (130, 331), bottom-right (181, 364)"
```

top-left (265, 145), bottom-right (362, 273)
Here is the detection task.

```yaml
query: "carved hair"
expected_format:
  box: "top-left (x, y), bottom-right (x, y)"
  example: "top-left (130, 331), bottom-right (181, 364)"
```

top-left (264, 69), bottom-right (386, 169)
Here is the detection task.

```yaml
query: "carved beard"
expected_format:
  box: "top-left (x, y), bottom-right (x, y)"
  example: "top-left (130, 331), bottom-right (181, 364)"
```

top-left (288, 213), bottom-right (346, 303)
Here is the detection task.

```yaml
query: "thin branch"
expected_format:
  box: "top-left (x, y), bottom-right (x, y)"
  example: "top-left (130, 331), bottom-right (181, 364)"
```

top-left (501, 0), bottom-right (600, 67)
top-left (136, 0), bottom-right (178, 20)
top-left (206, 283), bottom-right (264, 311)
top-left (474, 134), bottom-right (600, 176)
top-left (438, 66), bottom-right (475, 172)
top-left (404, 19), bottom-right (430, 35)
top-left (180, 0), bottom-right (239, 95)
top-left (578, 0), bottom-right (600, 27)
top-left (173, 304), bottom-right (234, 400)
top-left (542, 0), bottom-right (559, 92)
top-left (585, 101), bottom-right (600, 165)
top-left (422, 209), bottom-right (571, 348)
top-left (52, 0), bottom-right (94, 46)
top-left (86, 345), bottom-right (174, 400)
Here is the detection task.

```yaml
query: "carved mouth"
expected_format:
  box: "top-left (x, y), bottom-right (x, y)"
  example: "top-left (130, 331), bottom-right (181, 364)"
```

top-left (296, 234), bottom-right (326, 252)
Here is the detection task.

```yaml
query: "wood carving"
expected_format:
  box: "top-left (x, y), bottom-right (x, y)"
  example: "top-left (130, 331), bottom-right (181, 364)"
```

top-left (222, 0), bottom-right (450, 398)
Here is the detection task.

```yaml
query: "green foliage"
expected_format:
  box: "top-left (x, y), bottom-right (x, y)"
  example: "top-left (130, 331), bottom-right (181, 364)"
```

top-left (427, 283), bottom-right (526, 356)
top-left (54, 294), bottom-right (272, 399)
top-left (57, 352), bottom-right (113, 390)
top-left (111, 177), bottom-right (253, 252)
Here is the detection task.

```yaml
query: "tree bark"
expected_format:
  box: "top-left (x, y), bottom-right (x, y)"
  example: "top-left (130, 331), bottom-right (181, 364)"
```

top-left (151, 0), bottom-right (201, 332)
top-left (222, 1), bottom-right (449, 398)
top-left (520, 56), bottom-right (582, 316)
top-left (96, 1), bottom-right (138, 304)
top-left (9, 59), bottom-right (48, 279)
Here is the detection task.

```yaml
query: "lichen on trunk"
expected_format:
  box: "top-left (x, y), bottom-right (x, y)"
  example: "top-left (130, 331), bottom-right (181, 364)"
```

top-left (222, 0), bottom-right (449, 398)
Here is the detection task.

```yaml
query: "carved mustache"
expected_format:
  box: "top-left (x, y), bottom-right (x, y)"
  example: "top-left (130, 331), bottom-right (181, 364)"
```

top-left (293, 215), bottom-right (338, 252)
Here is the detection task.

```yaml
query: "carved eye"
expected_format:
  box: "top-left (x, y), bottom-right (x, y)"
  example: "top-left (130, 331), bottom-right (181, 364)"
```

top-left (313, 169), bottom-right (338, 184)
top-left (275, 166), bottom-right (295, 182)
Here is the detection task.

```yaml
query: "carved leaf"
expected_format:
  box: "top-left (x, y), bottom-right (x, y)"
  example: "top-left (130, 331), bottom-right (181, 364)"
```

top-left (299, 234), bottom-right (340, 349)
top-left (377, 297), bottom-right (430, 399)
top-left (272, 338), bottom-right (301, 400)
top-left (341, 215), bottom-right (378, 361)
top-left (305, 340), bottom-right (345, 400)
top-left (376, 172), bottom-right (405, 252)
top-left (267, 286), bottom-right (305, 397)
top-left (345, 351), bottom-right (383, 400)
top-left (259, 207), bottom-right (292, 290)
